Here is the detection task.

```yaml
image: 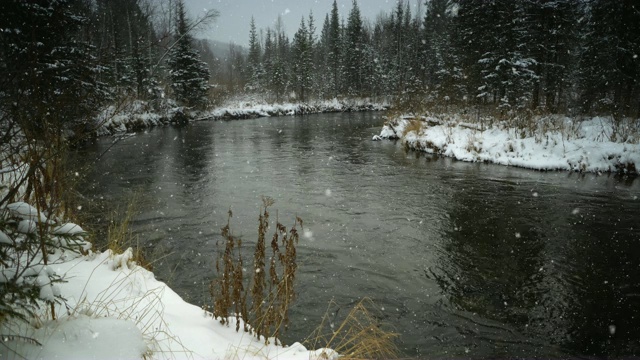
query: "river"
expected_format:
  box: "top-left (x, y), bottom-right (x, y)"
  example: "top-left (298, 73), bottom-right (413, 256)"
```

top-left (74, 112), bottom-right (640, 358)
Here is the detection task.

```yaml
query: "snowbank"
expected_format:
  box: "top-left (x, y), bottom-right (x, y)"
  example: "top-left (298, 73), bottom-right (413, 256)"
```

top-left (380, 115), bottom-right (639, 175)
top-left (1, 248), bottom-right (336, 359)
top-left (95, 100), bottom-right (182, 136)
top-left (0, 201), bottom-right (333, 359)
top-left (95, 98), bottom-right (389, 136)
top-left (207, 98), bottom-right (389, 121)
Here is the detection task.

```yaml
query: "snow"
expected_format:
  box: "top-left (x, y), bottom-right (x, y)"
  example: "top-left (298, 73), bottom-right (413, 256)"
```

top-left (207, 98), bottom-right (388, 121)
top-left (52, 222), bottom-right (86, 235)
top-left (0, 229), bottom-right (11, 244)
top-left (1, 248), bottom-right (335, 359)
top-left (7, 316), bottom-right (148, 360)
top-left (95, 98), bottom-right (389, 136)
top-left (16, 219), bottom-right (37, 234)
top-left (379, 115), bottom-right (639, 174)
top-left (6, 201), bottom-right (49, 222)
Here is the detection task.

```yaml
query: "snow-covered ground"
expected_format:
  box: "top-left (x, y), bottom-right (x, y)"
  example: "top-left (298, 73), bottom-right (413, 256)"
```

top-left (96, 98), bottom-right (389, 136)
top-left (0, 201), bottom-right (336, 359)
top-left (2, 249), bottom-right (335, 359)
top-left (207, 98), bottom-right (388, 121)
top-left (379, 114), bottom-right (639, 175)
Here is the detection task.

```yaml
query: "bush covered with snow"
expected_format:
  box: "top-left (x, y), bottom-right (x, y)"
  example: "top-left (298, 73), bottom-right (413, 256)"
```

top-left (0, 201), bottom-right (90, 323)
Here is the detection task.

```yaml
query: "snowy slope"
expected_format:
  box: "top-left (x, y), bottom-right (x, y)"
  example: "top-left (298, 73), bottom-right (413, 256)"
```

top-left (1, 249), bottom-right (336, 360)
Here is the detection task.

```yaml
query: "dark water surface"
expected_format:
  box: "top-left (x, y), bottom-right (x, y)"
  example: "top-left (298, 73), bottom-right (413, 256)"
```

top-left (74, 112), bottom-right (640, 358)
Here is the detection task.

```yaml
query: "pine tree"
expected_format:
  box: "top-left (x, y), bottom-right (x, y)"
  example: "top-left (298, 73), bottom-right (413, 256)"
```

top-left (455, 0), bottom-right (537, 111)
top-left (0, 0), bottom-right (107, 139)
top-left (328, 0), bottom-right (342, 97)
top-left (423, 0), bottom-right (455, 98)
top-left (270, 28), bottom-right (290, 102)
top-left (167, 0), bottom-right (210, 108)
top-left (579, 0), bottom-right (640, 118)
top-left (247, 17), bottom-right (263, 92)
top-left (526, 0), bottom-right (580, 112)
top-left (307, 11), bottom-right (318, 99)
top-left (292, 18), bottom-right (311, 102)
top-left (345, 0), bottom-right (365, 96)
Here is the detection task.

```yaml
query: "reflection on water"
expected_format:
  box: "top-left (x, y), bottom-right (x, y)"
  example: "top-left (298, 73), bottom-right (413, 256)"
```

top-left (73, 113), bottom-right (640, 358)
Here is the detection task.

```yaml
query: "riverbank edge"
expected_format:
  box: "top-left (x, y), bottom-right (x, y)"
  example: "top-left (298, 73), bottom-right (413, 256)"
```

top-left (378, 114), bottom-right (639, 176)
top-left (0, 199), bottom-right (337, 359)
top-left (95, 98), bottom-right (389, 136)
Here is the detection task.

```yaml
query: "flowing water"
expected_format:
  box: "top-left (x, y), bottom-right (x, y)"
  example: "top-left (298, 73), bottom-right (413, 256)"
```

top-left (74, 112), bottom-right (640, 358)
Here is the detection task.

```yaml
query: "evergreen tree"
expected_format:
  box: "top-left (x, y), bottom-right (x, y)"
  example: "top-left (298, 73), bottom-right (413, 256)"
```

top-left (455, 0), bottom-right (537, 111)
top-left (270, 28), bottom-right (290, 102)
top-left (0, 0), bottom-right (107, 139)
top-left (247, 17), bottom-right (263, 92)
top-left (319, 14), bottom-right (333, 98)
top-left (328, 0), bottom-right (342, 97)
top-left (579, 0), bottom-right (640, 117)
top-left (307, 11), bottom-right (318, 99)
top-left (526, 0), bottom-right (580, 112)
top-left (167, 0), bottom-right (211, 108)
top-left (263, 29), bottom-right (276, 99)
top-left (423, 0), bottom-right (455, 98)
top-left (345, 0), bottom-right (365, 96)
top-left (292, 18), bottom-right (311, 101)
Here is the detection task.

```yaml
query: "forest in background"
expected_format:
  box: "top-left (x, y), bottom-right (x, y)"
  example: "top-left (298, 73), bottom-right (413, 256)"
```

top-left (2, 0), bottom-right (639, 133)
top-left (240, 0), bottom-right (640, 120)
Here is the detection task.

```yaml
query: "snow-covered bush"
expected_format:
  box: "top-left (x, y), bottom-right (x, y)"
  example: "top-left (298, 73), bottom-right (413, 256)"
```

top-left (0, 201), bottom-right (90, 322)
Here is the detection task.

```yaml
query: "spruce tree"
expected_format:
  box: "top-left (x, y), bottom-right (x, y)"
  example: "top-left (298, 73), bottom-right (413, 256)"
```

top-left (247, 17), bottom-right (263, 92)
top-left (0, 0), bottom-right (107, 139)
top-left (423, 0), bottom-right (454, 98)
top-left (345, 0), bottom-right (365, 96)
top-left (580, 0), bottom-right (640, 118)
top-left (292, 18), bottom-right (311, 102)
top-left (328, 0), bottom-right (342, 97)
top-left (167, 0), bottom-right (211, 108)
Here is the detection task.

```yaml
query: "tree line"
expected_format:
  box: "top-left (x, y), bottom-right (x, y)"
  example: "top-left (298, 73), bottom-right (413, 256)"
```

top-left (0, 0), bottom-right (216, 144)
top-left (238, 0), bottom-right (639, 118)
top-left (1, 0), bottom-right (639, 139)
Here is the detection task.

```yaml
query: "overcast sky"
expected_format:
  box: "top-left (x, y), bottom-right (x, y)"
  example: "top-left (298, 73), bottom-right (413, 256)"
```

top-left (185, 0), bottom-right (420, 47)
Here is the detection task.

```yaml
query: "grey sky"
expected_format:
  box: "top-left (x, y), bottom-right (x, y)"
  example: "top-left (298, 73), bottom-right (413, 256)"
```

top-left (185, 0), bottom-right (422, 47)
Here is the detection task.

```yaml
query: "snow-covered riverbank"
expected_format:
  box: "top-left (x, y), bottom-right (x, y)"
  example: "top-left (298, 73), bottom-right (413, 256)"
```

top-left (96, 98), bottom-right (389, 136)
top-left (1, 247), bottom-right (333, 359)
top-left (378, 114), bottom-right (639, 175)
top-left (0, 224), bottom-right (335, 360)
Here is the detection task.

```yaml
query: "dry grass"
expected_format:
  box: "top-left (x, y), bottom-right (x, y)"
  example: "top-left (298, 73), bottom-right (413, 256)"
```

top-left (401, 120), bottom-right (423, 137)
top-left (106, 195), bottom-right (151, 270)
top-left (210, 196), bottom-right (301, 344)
top-left (305, 298), bottom-right (400, 360)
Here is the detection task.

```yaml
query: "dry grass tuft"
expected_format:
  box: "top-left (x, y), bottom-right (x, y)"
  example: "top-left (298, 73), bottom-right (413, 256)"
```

top-left (305, 298), bottom-right (400, 360)
top-left (210, 196), bottom-right (301, 344)
top-left (107, 196), bottom-right (151, 270)
top-left (402, 120), bottom-right (423, 137)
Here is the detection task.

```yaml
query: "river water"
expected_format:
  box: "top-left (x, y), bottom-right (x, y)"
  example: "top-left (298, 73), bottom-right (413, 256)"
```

top-left (75, 112), bottom-right (640, 358)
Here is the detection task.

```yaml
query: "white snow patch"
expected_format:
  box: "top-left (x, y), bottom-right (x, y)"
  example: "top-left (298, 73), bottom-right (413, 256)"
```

top-left (6, 201), bottom-right (49, 222)
top-left (1, 249), bottom-right (332, 359)
top-left (380, 115), bottom-right (640, 174)
top-left (16, 219), bottom-right (37, 234)
top-left (52, 222), bottom-right (86, 235)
